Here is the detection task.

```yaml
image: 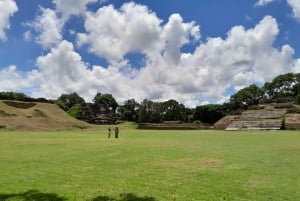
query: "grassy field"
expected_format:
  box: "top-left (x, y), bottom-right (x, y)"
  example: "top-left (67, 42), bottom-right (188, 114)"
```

top-left (0, 129), bottom-right (299, 201)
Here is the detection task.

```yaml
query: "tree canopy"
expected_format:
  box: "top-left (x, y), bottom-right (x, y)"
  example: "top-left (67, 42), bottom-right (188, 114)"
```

top-left (56, 92), bottom-right (85, 111)
top-left (263, 73), bottom-right (300, 102)
top-left (93, 93), bottom-right (118, 112)
top-left (230, 84), bottom-right (265, 109)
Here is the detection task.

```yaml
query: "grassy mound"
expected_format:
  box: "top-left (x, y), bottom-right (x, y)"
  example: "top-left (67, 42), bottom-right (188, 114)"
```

top-left (0, 100), bottom-right (98, 131)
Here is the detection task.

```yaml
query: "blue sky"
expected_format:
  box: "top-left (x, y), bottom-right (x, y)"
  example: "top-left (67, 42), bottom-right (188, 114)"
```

top-left (1, 0), bottom-right (300, 107)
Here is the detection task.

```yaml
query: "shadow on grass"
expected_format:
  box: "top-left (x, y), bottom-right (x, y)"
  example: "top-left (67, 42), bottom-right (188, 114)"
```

top-left (91, 193), bottom-right (156, 201)
top-left (0, 190), bottom-right (66, 201)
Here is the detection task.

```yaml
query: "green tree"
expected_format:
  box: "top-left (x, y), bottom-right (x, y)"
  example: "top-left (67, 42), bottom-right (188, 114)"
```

top-left (0, 91), bottom-right (29, 101)
top-left (193, 104), bottom-right (227, 124)
top-left (56, 92), bottom-right (85, 111)
top-left (162, 99), bottom-right (186, 121)
top-left (230, 84), bottom-right (264, 109)
top-left (138, 99), bottom-right (163, 123)
top-left (184, 107), bottom-right (195, 123)
top-left (150, 102), bottom-right (164, 123)
top-left (263, 73), bottom-right (300, 102)
top-left (118, 99), bottom-right (139, 121)
top-left (93, 93), bottom-right (118, 112)
top-left (138, 99), bottom-right (152, 123)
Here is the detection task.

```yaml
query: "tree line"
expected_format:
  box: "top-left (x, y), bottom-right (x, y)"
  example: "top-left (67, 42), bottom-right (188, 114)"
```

top-left (1, 73), bottom-right (300, 124)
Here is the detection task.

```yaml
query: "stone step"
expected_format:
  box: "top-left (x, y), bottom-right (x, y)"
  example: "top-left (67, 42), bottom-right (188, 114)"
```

top-left (240, 109), bottom-right (286, 119)
top-left (225, 120), bottom-right (283, 131)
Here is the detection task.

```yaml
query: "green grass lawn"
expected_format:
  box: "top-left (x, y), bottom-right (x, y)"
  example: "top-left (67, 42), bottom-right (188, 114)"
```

top-left (0, 129), bottom-right (299, 201)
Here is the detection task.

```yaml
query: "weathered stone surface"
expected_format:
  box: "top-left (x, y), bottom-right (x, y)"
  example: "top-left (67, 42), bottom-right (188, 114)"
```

top-left (225, 120), bottom-right (283, 131)
top-left (240, 109), bottom-right (286, 120)
top-left (76, 103), bottom-right (117, 124)
top-left (224, 105), bottom-right (286, 131)
top-left (285, 114), bottom-right (300, 130)
top-left (213, 115), bottom-right (239, 129)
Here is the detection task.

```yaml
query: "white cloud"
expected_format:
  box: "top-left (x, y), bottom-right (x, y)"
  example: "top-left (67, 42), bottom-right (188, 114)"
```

top-left (23, 30), bottom-right (32, 41)
top-left (35, 40), bottom-right (92, 98)
top-left (77, 2), bottom-right (200, 65)
top-left (0, 65), bottom-right (38, 91)
top-left (77, 2), bottom-right (164, 63)
top-left (130, 15), bottom-right (297, 106)
top-left (25, 0), bottom-right (104, 48)
top-left (53, 0), bottom-right (100, 21)
top-left (3, 2), bottom-right (300, 107)
top-left (33, 40), bottom-right (135, 101)
top-left (0, 0), bottom-right (18, 41)
top-left (287, 0), bottom-right (300, 20)
top-left (183, 16), bottom-right (294, 94)
top-left (162, 13), bottom-right (200, 65)
top-left (27, 7), bottom-right (63, 49)
top-left (255, 0), bottom-right (276, 6)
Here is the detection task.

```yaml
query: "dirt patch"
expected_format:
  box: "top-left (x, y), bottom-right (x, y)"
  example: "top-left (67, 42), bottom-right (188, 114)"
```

top-left (3, 101), bottom-right (36, 109)
top-left (156, 157), bottom-right (224, 171)
top-left (282, 144), bottom-right (300, 153)
top-left (247, 175), bottom-right (268, 187)
top-left (200, 158), bottom-right (224, 169)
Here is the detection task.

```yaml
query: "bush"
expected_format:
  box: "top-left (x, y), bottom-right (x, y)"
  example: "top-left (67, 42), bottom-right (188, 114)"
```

top-left (193, 120), bottom-right (202, 125)
top-left (67, 104), bottom-right (81, 118)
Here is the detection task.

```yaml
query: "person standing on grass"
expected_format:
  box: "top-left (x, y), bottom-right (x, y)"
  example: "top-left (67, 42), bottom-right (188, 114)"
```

top-left (108, 127), bottom-right (112, 138)
top-left (114, 126), bottom-right (119, 139)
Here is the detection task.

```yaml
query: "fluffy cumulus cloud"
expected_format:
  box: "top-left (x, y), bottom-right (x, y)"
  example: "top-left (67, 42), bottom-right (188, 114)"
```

top-left (0, 0), bottom-right (18, 41)
top-left (287, 0), bottom-right (300, 20)
top-left (0, 65), bottom-right (39, 92)
top-left (255, 0), bottom-right (275, 6)
top-left (256, 0), bottom-right (300, 21)
top-left (162, 14), bottom-right (200, 65)
top-left (5, 2), bottom-right (300, 107)
top-left (188, 16), bottom-right (295, 93)
top-left (33, 40), bottom-right (135, 101)
top-left (132, 15), bottom-right (296, 105)
top-left (53, 0), bottom-right (101, 21)
top-left (77, 2), bottom-right (164, 62)
top-left (35, 40), bottom-right (93, 98)
top-left (25, 0), bottom-right (100, 48)
top-left (32, 13), bottom-right (297, 107)
top-left (27, 7), bottom-right (63, 49)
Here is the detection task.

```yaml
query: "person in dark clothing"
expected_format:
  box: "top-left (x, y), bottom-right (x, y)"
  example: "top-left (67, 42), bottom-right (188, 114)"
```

top-left (108, 127), bottom-right (112, 138)
top-left (114, 127), bottom-right (119, 138)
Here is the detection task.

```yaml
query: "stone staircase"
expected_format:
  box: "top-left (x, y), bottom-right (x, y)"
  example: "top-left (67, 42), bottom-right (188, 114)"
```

top-left (225, 120), bottom-right (283, 131)
top-left (225, 106), bottom-right (286, 131)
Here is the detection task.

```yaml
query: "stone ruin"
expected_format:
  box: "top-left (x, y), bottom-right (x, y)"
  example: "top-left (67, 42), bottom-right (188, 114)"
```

top-left (214, 105), bottom-right (294, 131)
top-left (222, 105), bottom-right (286, 131)
top-left (76, 103), bottom-right (117, 124)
